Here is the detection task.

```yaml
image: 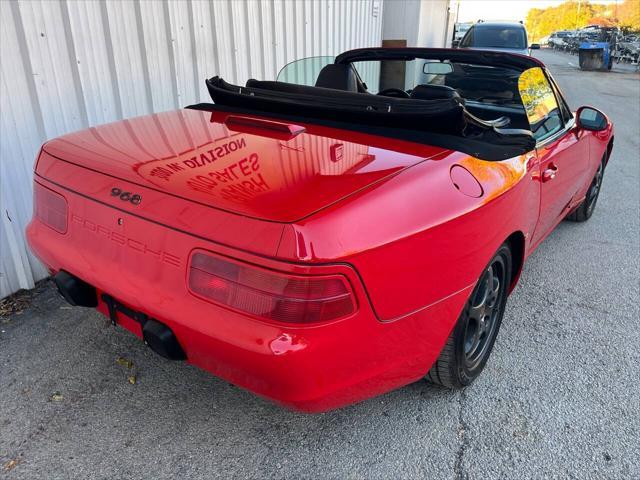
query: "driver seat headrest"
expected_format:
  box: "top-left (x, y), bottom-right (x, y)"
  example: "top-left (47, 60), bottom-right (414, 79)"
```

top-left (315, 64), bottom-right (358, 92)
top-left (411, 84), bottom-right (463, 103)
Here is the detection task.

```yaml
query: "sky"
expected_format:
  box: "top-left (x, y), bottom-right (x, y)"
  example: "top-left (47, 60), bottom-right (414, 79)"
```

top-left (455, 0), bottom-right (620, 23)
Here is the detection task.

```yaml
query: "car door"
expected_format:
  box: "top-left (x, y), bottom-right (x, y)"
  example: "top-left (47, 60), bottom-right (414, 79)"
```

top-left (518, 67), bottom-right (590, 245)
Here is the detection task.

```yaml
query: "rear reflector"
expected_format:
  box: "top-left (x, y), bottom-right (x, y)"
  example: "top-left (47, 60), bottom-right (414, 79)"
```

top-left (34, 182), bottom-right (68, 234)
top-left (188, 252), bottom-right (356, 324)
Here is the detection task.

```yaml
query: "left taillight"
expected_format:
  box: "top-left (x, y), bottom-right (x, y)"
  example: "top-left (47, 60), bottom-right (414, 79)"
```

top-left (188, 251), bottom-right (357, 324)
top-left (34, 182), bottom-right (68, 234)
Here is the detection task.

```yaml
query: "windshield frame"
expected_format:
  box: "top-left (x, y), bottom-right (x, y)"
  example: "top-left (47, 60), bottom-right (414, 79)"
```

top-left (334, 47), bottom-right (541, 70)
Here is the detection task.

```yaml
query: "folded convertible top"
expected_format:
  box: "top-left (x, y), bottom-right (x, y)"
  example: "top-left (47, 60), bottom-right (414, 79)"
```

top-left (190, 76), bottom-right (536, 161)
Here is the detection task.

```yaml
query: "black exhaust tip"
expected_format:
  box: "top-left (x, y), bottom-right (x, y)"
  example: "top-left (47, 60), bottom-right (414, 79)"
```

top-left (142, 319), bottom-right (187, 361)
top-left (53, 271), bottom-right (98, 307)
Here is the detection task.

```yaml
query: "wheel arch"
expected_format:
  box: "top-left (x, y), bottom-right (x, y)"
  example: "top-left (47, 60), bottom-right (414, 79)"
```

top-left (505, 231), bottom-right (525, 294)
top-left (605, 136), bottom-right (614, 166)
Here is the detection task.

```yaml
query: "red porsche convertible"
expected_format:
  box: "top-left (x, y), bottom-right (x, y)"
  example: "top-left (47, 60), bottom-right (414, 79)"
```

top-left (27, 48), bottom-right (613, 412)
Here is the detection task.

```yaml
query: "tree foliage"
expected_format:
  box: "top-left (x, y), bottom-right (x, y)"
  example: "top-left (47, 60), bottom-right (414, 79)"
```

top-left (617, 0), bottom-right (640, 30)
top-left (526, 0), bottom-right (640, 41)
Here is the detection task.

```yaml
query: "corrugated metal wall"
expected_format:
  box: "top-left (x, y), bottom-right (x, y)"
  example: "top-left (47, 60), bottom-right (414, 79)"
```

top-left (0, 0), bottom-right (384, 298)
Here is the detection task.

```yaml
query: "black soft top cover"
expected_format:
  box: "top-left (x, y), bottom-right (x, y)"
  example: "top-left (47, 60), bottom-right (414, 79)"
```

top-left (190, 48), bottom-right (539, 160)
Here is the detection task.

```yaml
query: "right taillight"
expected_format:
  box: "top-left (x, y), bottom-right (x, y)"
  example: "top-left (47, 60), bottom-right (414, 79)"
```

top-left (188, 251), bottom-right (357, 324)
top-left (34, 182), bottom-right (68, 234)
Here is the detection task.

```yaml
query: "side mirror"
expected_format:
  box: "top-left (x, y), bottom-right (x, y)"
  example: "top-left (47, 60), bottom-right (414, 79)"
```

top-left (576, 106), bottom-right (608, 131)
top-left (452, 40), bottom-right (460, 48)
top-left (529, 43), bottom-right (541, 50)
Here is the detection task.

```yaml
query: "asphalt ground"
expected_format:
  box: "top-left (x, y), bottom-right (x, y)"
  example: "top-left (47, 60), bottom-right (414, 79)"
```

top-left (1, 48), bottom-right (639, 480)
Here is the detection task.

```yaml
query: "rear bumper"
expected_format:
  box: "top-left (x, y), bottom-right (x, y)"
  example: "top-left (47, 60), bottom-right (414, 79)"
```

top-left (26, 180), bottom-right (470, 412)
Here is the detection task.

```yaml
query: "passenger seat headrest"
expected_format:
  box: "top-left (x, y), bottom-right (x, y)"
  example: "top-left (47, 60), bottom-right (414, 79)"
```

top-left (410, 84), bottom-right (462, 103)
top-left (315, 64), bottom-right (358, 92)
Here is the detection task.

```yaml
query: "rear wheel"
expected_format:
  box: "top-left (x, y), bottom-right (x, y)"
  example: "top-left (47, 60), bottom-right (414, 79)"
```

top-left (426, 244), bottom-right (512, 388)
top-left (566, 157), bottom-right (605, 222)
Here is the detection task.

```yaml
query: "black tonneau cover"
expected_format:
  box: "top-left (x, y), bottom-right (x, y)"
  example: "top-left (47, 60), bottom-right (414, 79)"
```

top-left (188, 101), bottom-right (534, 161)
top-left (193, 48), bottom-right (538, 160)
top-left (206, 76), bottom-right (466, 134)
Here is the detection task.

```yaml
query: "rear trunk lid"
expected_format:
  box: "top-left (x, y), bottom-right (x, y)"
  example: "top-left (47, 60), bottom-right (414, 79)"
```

top-left (40, 109), bottom-right (444, 224)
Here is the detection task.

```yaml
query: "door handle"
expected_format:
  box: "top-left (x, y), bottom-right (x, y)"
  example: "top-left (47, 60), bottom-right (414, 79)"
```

top-left (542, 164), bottom-right (558, 182)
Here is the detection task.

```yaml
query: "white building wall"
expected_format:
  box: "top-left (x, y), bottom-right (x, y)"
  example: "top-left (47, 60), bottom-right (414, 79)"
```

top-left (382, 0), bottom-right (451, 47)
top-left (0, 0), bottom-right (384, 298)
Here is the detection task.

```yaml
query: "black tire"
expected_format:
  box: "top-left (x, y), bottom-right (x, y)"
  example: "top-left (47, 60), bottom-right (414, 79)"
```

top-left (426, 244), bottom-right (512, 388)
top-left (566, 156), bottom-right (605, 222)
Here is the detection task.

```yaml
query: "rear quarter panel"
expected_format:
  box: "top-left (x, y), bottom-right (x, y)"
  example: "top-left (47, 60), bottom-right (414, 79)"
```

top-left (278, 150), bottom-right (540, 322)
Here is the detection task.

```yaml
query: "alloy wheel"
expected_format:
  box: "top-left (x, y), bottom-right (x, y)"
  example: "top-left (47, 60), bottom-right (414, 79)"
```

top-left (463, 260), bottom-right (507, 370)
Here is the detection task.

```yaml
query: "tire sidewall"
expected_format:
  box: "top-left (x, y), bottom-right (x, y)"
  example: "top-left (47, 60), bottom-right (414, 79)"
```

top-left (587, 159), bottom-right (605, 217)
top-left (453, 244), bottom-right (513, 385)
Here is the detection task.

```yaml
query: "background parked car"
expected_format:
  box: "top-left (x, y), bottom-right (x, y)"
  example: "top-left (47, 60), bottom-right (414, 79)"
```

top-left (548, 31), bottom-right (572, 49)
top-left (614, 34), bottom-right (640, 64)
top-left (547, 25), bottom-right (638, 69)
top-left (457, 21), bottom-right (539, 56)
top-left (452, 22), bottom-right (473, 47)
top-left (564, 31), bottom-right (583, 53)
